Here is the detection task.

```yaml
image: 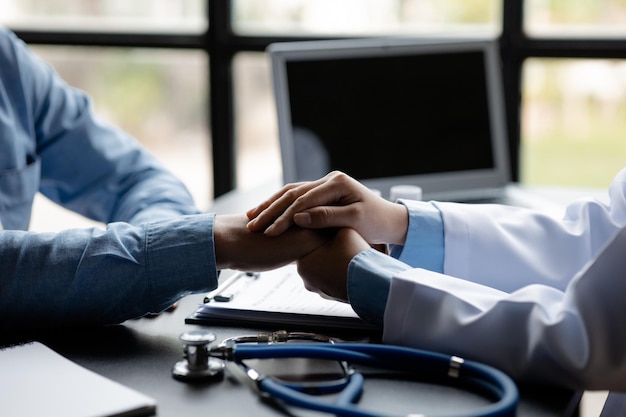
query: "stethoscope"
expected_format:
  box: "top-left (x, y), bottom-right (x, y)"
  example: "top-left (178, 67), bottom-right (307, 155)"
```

top-left (173, 330), bottom-right (519, 417)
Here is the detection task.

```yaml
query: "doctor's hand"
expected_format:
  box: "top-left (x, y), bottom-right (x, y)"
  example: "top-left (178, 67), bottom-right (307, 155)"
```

top-left (247, 171), bottom-right (408, 245)
top-left (214, 214), bottom-right (328, 272)
top-left (296, 227), bottom-right (370, 303)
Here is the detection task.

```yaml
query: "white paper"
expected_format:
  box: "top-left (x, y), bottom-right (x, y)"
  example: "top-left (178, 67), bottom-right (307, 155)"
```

top-left (193, 264), bottom-right (376, 330)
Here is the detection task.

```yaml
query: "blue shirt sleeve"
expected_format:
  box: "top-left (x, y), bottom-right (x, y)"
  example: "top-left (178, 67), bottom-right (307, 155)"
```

top-left (0, 28), bottom-right (218, 329)
top-left (348, 249), bottom-right (410, 327)
top-left (347, 200), bottom-right (445, 325)
top-left (0, 213), bottom-right (219, 329)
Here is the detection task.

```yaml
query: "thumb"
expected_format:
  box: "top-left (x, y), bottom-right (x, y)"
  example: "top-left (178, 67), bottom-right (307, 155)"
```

top-left (293, 211), bottom-right (313, 227)
top-left (293, 206), bottom-right (355, 229)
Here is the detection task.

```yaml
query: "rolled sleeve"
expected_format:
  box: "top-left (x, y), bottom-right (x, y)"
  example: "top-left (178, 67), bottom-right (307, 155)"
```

top-left (0, 212), bottom-right (219, 328)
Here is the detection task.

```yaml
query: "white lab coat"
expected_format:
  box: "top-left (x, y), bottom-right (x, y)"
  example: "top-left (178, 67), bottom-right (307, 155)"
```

top-left (383, 168), bottom-right (626, 390)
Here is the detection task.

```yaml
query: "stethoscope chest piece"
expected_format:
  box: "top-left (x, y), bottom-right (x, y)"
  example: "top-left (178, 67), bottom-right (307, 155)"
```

top-left (172, 330), bottom-right (225, 381)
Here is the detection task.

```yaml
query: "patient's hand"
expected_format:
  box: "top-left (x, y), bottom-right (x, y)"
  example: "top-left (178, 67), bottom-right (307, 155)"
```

top-left (246, 171), bottom-right (409, 245)
top-left (296, 228), bottom-right (370, 303)
top-left (214, 213), bottom-right (328, 272)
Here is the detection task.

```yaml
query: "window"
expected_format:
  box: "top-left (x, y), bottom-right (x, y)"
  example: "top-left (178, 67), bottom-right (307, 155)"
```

top-left (522, 58), bottom-right (626, 187)
top-left (3, 0), bottom-right (626, 210)
top-left (1, 0), bottom-right (206, 33)
top-left (234, 52), bottom-right (280, 189)
top-left (525, 0), bottom-right (626, 37)
top-left (233, 0), bottom-right (501, 36)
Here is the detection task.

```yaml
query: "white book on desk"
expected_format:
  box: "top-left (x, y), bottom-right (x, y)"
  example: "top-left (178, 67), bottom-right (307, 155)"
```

top-left (186, 263), bottom-right (378, 332)
top-left (0, 341), bottom-right (156, 417)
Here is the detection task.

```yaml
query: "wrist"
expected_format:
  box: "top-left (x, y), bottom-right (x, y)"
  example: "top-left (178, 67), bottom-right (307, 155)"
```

top-left (213, 214), bottom-right (241, 270)
top-left (385, 202), bottom-right (410, 245)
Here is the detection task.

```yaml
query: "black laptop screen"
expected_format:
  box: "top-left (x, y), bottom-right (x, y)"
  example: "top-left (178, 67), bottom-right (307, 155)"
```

top-left (285, 50), bottom-right (494, 182)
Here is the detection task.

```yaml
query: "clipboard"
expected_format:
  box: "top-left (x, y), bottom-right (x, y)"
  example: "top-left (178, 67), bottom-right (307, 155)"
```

top-left (185, 264), bottom-right (379, 332)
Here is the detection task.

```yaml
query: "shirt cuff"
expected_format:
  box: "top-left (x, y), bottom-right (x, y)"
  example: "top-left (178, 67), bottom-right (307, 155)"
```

top-left (388, 199), bottom-right (444, 273)
top-left (347, 248), bottom-right (410, 327)
top-left (146, 212), bottom-right (219, 307)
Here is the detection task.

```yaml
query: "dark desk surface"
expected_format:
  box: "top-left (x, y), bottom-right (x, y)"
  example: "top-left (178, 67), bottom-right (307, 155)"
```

top-left (3, 181), bottom-right (592, 417)
top-left (8, 294), bottom-right (578, 417)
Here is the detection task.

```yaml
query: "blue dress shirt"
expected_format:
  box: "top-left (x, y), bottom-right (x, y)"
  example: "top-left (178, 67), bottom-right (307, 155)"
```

top-left (0, 28), bottom-right (218, 329)
top-left (348, 200), bottom-right (445, 326)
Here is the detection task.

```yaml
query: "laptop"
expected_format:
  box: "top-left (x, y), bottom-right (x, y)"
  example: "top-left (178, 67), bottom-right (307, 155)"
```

top-left (268, 37), bottom-right (541, 205)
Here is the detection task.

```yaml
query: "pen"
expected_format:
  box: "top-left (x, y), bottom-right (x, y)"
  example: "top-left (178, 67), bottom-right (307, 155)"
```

top-left (204, 271), bottom-right (260, 303)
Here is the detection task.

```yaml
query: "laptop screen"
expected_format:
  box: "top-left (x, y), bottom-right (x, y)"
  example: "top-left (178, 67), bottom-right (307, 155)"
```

top-left (269, 38), bottom-right (510, 200)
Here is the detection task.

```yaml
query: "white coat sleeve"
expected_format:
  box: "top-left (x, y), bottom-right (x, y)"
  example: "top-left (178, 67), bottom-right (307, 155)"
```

top-left (383, 225), bottom-right (626, 390)
top-left (433, 168), bottom-right (626, 292)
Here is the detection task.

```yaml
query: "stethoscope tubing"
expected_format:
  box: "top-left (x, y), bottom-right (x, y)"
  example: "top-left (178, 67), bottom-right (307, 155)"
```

top-left (261, 373), bottom-right (368, 417)
top-left (230, 343), bottom-right (518, 417)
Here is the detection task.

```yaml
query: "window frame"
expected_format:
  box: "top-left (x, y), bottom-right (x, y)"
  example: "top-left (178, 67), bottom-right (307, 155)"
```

top-left (11, 0), bottom-right (626, 197)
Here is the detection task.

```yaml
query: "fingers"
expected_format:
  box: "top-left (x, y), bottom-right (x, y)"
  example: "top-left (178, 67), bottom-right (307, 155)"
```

top-left (247, 183), bottom-right (315, 233)
top-left (293, 205), bottom-right (360, 230)
top-left (247, 176), bottom-right (339, 234)
top-left (246, 182), bottom-right (302, 220)
top-left (247, 171), bottom-right (366, 236)
top-left (261, 181), bottom-right (354, 236)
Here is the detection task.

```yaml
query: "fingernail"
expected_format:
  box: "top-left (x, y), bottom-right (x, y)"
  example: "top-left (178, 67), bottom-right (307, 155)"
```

top-left (294, 212), bottom-right (312, 226)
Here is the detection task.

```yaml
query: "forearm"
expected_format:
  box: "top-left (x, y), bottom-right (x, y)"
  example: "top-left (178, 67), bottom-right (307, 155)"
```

top-left (437, 197), bottom-right (624, 291)
top-left (12, 25), bottom-right (199, 225)
top-left (384, 227), bottom-right (626, 390)
top-left (0, 213), bottom-right (218, 329)
top-left (38, 111), bottom-right (200, 225)
top-left (345, 201), bottom-right (446, 325)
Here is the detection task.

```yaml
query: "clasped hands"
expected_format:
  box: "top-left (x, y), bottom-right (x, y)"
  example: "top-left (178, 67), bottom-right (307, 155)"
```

top-left (219, 171), bottom-right (409, 303)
